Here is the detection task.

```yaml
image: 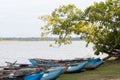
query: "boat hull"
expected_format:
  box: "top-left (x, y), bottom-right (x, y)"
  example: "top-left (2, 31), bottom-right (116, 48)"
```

top-left (41, 67), bottom-right (65, 80)
top-left (84, 58), bottom-right (104, 69)
top-left (65, 61), bottom-right (88, 73)
top-left (2, 71), bottom-right (44, 80)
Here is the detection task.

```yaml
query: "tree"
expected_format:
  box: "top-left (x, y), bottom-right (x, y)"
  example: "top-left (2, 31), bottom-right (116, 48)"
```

top-left (41, 0), bottom-right (120, 60)
top-left (84, 0), bottom-right (120, 60)
top-left (41, 4), bottom-right (84, 45)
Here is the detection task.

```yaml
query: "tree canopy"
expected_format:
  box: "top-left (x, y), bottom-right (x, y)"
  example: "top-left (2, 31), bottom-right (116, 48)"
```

top-left (41, 0), bottom-right (120, 59)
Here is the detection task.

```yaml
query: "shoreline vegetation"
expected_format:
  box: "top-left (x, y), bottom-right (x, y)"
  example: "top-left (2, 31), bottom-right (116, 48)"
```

top-left (0, 37), bottom-right (82, 41)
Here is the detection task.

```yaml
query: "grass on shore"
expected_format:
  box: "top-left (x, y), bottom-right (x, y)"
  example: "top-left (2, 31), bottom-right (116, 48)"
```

top-left (57, 60), bottom-right (120, 80)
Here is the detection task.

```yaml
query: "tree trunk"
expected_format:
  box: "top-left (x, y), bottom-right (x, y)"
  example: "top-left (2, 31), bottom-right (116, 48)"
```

top-left (102, 53), bottom-right (120, 61)
top-left (115, 55), bottom-right (120, 61)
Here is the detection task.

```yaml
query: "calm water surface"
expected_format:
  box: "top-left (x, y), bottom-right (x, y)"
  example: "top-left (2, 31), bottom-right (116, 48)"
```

top-left (0, 41), bottom-right (106, 65)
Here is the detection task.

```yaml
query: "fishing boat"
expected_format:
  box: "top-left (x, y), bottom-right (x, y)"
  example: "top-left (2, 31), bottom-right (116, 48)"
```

top-left (3, 61), bottom-right (36, 70)
top-left (24, 71), bottom-right (44, 80)
top-left (65, 61), bottom-right (88, 73)
top-left (41, 67), bottom-right (65, 80)
top-left (29, 59), bottom-right (88, 73)
top-left (29, 58), bottom-right (84, 65)
top-left (29, 59), bottom-right (60, 67)
top-left (1, 61), bottom-right (44, 80)
top-left (84, 58), bottom-right (104, 69)
top-left (2, 71), bottom-right (44, 80)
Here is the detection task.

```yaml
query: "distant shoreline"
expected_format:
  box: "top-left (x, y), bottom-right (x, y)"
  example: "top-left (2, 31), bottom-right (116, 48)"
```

top-left (0, 37), bottom-right (82, 41)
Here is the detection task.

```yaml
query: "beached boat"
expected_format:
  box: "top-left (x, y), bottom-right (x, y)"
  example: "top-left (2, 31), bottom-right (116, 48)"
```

top-left (0, 63), bottom-right (44, 80)
top-left (29, 59), bottom-right (88, 73)
top-left (2, 71), bottom-right (44, 80)
top-left (29, 59), bottom-right (60, 67)
top-left (2, 61), bottom-right (37, 70)
top-left (24, 71), bottom-right (44, 80)
top-left (41, 67), bottom-right (65, 80)
top-left (29, 58), bottom-right (84, 65)
top-left (29, 58), bottom-right (86, 67)
top-left (65, 61), bottom-right (88, 73)
top-left (84, 58), bottom-right (104, 69)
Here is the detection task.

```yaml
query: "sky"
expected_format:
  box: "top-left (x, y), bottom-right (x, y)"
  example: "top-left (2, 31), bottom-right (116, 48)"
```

top-left (0, 0), bottom-right (105, 37)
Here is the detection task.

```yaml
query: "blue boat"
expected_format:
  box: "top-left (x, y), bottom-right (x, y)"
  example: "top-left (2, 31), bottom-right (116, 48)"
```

top-left (84, 58), bottom-right (104, 69)
top-left (2, 71), bottom-right (44, 80)
top-left (41, 67), bottom-right (65, 80)
top-left (29, 59), bottom-right (60, 67)
top-left (24, 71), bottom-right (44, 80)
top-left (29, 59), bottom-right (88, 73)
top-left (65, 61), bottom-right (88, 73)
top-left (88, 58), bottom-right (101, 63)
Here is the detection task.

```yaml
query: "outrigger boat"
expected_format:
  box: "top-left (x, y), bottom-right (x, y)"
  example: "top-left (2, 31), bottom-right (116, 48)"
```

top-left (84, 58), bottom-right (104, 69)
top-left (0, 61), bottom-right (44, 80)
top-left (29, 59), bottom-right (59, 67)
top-left (29, 59), bottom-right (88, 73)
top-left (65, 61), bottom-right (87, 73)
top-left (41, 67), bottom-right (65, 80)
top-left (2, 71), bottom-right (44, 80)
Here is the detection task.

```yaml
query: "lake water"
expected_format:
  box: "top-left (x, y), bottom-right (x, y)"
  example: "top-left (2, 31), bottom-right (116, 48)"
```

top-left (0, 41), bottom-right (107, 65)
